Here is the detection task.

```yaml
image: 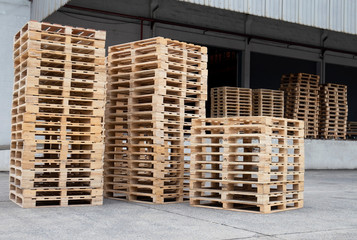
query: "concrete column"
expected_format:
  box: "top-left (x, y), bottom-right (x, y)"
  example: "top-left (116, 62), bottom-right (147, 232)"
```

top-left (150, 0), bottom-right (159, 37)
top-left (318, 30), bottom-right (328, 84)
top-left (236, 53), bottom-right (240, 87)
top-left (316, 58), bottom-right (326, 84)
top-left (241, 44), bottom-right (251, 88)
top-left (241, 15), bottom-right (252, 88)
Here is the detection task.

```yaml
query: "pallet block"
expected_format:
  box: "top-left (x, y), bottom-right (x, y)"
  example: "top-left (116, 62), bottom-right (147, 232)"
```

top-left (10, 21), bottom-right (106, 208)
top-left (189, 116), bottom-right (305, 214)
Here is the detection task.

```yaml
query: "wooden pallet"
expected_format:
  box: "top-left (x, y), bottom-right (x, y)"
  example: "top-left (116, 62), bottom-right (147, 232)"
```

top-left (280, 73), bottom-right (320, 138)
top-left (10, 187), bottom-right (103, 208)
top-left (252, 89), bottom-right (284, 118)
top-left (10, 21), bottom-right (106, 208)
top-left (318, 83), bottom-right (348, 139)
top-left (14, 21), bottom-right (106, 41)
top-left (211, 87), bottom-right (252, 117)
top-left (105, 37), bottom-right (207, 203)
top-left (108, 37), bottom-right (207, 61)
top-left (347, 121), bottom-right (357, 139)
top-left (189, 116), bottom-right (305, 214)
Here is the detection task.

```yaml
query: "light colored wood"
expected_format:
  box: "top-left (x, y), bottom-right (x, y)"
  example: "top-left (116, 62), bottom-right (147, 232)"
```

top-left (105, 37), bottom-right (208, 203)
top-left (280, 73), bottom-right (320, 138)
top-left (10, 21), bottom-right (106, 208)
top-left (318, 83), bottom-right (348, 139)
top-left (189, 116), bottom-right (305, 214)
top-left (211, 87), bottom-right (252, 117)
top-left (252, 89), bottom-right (284, 118)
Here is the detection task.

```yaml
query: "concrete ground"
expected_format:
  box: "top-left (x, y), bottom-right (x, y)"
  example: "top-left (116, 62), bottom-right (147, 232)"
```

top-left (0, 170), bottom-right (356, 240)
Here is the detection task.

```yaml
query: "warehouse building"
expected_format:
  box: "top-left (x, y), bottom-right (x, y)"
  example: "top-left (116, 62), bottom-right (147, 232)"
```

top-left (0, 0), bottom-right (356, 170)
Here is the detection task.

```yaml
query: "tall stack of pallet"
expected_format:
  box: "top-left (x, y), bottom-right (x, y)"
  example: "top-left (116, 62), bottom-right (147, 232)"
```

top-left (211, 87), bottom-right (252, 117)
top-left (280, 73), bottom-right (320, 138)
top-left (252, 89), bottom-right (284, 117)
top-left (190, 116), bottom-right (305, 213)
top-left (347, 122), bottom-right (357, 139)
top-left (10, 21), bottom-right (106, 207)
top-left (105, 37), bottom-right (207, 203)
top-left (318, 83), bottom-right (348, 139)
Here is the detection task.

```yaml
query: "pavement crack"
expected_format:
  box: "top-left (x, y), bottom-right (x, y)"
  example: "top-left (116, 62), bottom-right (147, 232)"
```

top-left (223, 236), bottom-right (283, 240)
top-left (129, 202), bottom-right (273, 239)
top-left (273, 226), bottom-right (357, 237)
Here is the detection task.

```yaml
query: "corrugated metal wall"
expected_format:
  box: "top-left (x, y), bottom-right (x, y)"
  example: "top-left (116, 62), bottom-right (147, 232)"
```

top-left (30, 0), bottom-right (70, 21)
top-left (180, 0), bottom-right (357, 35)
top-left (29, 0), bottom-right (357, 35)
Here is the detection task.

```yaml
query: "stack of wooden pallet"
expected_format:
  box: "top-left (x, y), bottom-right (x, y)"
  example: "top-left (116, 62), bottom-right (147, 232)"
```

top-left (319, 83), bottom-right (348, 139)
top-left (252, 89), bottom-right (284, 117)
top-left (105, 37), bottom-right (207, 203)
top-left (9, 21), bottom-right (106, 207)
top-left (280, 73), bottom-right (320, 138)
top-left (347, 122), bottom-right (357, 139)
top-left (190, 116), bottom-right (305, 213)
top-left (211, 87), bottom-right (252, 117)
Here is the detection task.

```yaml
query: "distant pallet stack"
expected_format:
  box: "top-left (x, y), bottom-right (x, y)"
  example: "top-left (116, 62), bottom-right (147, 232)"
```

top-left (211, 87), bottom-right (252, 117)
top-left (10, 21), bottom-right (106, 208)
top-left (319, 84), bottom-right (348, 139)
top-left (252, 89), bottom-right (284, 117)
top-left (347, 122), bottom-right (357, 139)
top-left (105, 37), bottom-right (207, 203)
top-left (280, 73), bottom-right (320, 138)
top-left (190, 116), bottom-right (305, 213)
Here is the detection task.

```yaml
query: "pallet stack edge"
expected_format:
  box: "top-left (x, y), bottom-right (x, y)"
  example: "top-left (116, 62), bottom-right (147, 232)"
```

top-left (10, 21), bottom-right (106, 208)
top-left (104, 37), bottom-right (207, 203)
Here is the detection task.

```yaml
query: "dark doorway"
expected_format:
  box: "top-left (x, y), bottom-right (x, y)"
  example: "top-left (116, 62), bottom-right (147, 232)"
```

top-left (326, 64), bottom-right (357, 121)
top-left (207, 47), bottom-right (239, 116)
top-left (250, 52), bottom-right (317, 90)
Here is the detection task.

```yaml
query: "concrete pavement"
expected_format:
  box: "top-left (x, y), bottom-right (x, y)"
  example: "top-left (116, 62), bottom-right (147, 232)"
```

top-left (0, 170), bottom-right (356, 240)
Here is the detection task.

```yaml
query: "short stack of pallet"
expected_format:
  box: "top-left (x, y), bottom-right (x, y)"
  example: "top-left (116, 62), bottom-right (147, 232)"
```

top-left (9, 21), bottom-right (106, 208)
top-left (252, 89), bottom-right (284, 117)
top-left (319, 83), bottom-right (348, 139)
top-left (347, 122), bottom-right (357, 139)
top-left (280, 73), bottom-right (320, 138)
top-left (211, 87), bottom-right (252, 117)
top-left (190, 116), bottom-right (305, 213)
top-left (105, 37), bottom-right (207, 203)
